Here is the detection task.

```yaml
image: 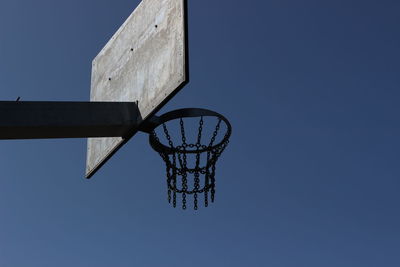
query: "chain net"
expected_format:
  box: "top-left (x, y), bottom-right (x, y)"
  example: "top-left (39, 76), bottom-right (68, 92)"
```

top-left (150, 115), bottom-right (230, 210)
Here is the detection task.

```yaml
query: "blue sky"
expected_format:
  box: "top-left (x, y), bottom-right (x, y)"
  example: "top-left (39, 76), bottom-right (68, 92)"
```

top-left (1, 0), bottom-right (400, 266)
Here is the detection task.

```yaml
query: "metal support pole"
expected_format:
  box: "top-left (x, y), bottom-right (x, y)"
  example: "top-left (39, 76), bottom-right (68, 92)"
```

top-left (0, 101), bottom-right (139, 139)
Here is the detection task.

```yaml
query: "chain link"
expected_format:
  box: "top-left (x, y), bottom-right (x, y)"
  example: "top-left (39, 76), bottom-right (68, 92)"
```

top-left (180, 118), bottom-right (187, 147)
top-left (158, 126), bottom-right (178, 208)
top-left (162, 123), bottom-right (174, 147)
top-left (211, 164), bottom-right (216, 203)
top-left (197, 117), bottom-right (203, 145)
top-left (209, 118), bottom-right (222, 146)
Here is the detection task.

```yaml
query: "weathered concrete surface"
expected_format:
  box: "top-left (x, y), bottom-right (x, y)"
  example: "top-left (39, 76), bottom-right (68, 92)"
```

top-left (86, 0), bottom-right (188, 178)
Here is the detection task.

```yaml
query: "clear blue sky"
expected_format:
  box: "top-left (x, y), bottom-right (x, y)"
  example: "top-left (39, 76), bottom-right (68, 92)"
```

top-left (1, 0), bottom-right (400, 266)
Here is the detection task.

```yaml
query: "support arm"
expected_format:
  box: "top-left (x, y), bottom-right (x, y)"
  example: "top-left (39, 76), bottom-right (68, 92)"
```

top-left (0, 101), bottom-right (139, 139)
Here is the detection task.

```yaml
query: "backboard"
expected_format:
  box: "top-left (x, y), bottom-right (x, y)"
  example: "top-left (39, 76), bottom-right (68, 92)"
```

top-left (86, 0), bottom-right (189, 178)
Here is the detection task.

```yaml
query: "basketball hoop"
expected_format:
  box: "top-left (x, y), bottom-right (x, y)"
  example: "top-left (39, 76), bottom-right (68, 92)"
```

top-left (146, 108), bottom-right (232, 210)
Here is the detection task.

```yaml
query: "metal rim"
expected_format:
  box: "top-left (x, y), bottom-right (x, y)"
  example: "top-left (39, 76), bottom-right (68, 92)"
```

top-left (148, 108), bottom-right (232, 154)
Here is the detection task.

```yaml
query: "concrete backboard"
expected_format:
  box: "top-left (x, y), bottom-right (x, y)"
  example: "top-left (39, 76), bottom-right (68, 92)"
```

top-left (86, 0), bottom-right (188, 178)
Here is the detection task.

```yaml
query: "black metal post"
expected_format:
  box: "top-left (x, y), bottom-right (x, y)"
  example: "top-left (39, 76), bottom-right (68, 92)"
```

top-left (0, 101), bottom-right (139, 139)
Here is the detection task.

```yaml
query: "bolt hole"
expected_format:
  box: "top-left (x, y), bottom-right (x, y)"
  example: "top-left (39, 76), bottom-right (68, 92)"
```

top-left (155, 25), bottom-right (158, 28)
top-left (130, 48), bottom-right (133, 51)
top-left (108, 78), bottom-right (112, 81)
